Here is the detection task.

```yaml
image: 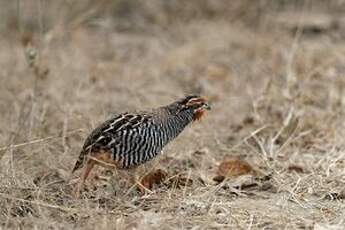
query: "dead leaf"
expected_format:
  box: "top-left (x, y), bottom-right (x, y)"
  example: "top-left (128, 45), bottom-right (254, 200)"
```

top-left (139, 169), bottom-right (168, 192)
top-left (213, 157), bottom-right (253, 183)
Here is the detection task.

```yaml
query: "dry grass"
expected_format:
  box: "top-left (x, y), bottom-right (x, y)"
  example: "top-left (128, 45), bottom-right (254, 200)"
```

top-left (1, 1), bottom-right (345, 229)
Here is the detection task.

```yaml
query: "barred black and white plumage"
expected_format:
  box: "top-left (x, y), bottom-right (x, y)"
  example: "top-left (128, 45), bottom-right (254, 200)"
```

top-left (72, 95), bottom-right (211, 194)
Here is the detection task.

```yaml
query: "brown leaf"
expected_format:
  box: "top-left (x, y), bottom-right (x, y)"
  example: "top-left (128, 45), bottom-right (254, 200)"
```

top-left (214, 157), bottom-right (253, 183)
top-left (139, 169), bottom-right (168, 192)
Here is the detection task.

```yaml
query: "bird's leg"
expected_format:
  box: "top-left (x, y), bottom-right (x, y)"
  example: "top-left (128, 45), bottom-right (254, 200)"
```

top-left (130, 165), bottom-right (167, 194)
top-left (137, 159), bottom-right (167, 193)
top-left (120, 166), bottom-right (150, 194)
top-left (134, 167), bottom-right (151, 193)
top-left (75, 158), bottom-right (96, 197)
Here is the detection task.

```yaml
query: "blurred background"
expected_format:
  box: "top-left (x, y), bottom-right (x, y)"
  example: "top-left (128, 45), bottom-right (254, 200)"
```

top-left (1, 1), bottom-right (345, 229)
top-left (2, 0), bottom-right (345, 144)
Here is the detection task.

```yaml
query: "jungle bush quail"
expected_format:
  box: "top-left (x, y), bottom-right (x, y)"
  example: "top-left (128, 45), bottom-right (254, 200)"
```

top-left (72, 95), bottom-right (211, 193)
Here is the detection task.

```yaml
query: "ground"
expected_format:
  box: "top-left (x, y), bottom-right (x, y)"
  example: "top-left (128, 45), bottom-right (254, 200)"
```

top-left (0, 1), bottom-right (345, 229)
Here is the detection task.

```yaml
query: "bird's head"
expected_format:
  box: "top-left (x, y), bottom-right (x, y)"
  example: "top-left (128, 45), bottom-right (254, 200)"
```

top-left (176, 95), bottom-right (211, 121)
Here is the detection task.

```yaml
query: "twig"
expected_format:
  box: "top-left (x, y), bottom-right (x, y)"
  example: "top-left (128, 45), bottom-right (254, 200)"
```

top-left (0, 129), bottom-right (83, 152)
top-left (284, 7), bottom-right (304, 98)
top-left (0, 192), bottom-right (76, 213)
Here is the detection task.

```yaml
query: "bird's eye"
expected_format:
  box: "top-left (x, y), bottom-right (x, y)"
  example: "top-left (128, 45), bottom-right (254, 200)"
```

top-left (202, 102), bottom-right (211, 110)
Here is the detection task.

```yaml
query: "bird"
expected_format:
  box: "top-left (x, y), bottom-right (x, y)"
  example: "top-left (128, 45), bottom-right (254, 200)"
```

top-left (72, 95), bottom-right (211, 194)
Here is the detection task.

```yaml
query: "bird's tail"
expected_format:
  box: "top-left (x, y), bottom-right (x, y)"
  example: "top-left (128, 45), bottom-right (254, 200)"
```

top-left (72, 150), bottom-right (87, 174)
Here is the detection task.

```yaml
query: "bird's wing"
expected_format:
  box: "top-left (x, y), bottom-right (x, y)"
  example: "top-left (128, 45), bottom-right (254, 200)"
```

top-left (72, 111), bottom-right (153, 173)
top-left (82, 112), bottom-right (153, 152)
